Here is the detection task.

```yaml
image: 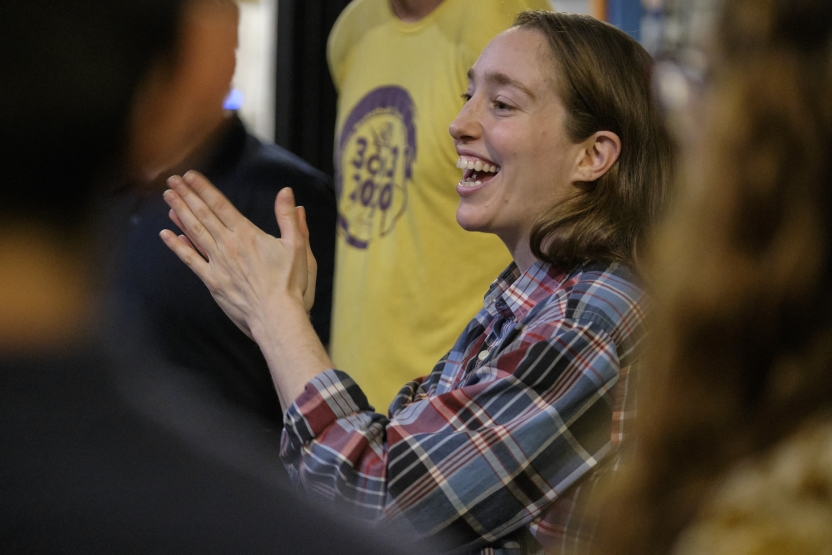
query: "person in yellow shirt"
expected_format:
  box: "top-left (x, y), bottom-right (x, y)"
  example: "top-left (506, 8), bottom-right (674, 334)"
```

top-left (327, 0), bottom-right (552, 410)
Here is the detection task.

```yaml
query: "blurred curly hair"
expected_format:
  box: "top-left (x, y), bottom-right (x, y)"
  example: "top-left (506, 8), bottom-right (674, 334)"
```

top-left (594, 1), bottom-right (832, 554)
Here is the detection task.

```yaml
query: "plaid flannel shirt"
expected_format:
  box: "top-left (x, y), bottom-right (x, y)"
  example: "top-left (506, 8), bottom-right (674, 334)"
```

top-left (282, 260), bottom-right (645, 554)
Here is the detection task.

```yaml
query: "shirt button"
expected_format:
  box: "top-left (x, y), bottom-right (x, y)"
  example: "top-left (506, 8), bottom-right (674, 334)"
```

top-left (478, 350), bottom-right (489, 361)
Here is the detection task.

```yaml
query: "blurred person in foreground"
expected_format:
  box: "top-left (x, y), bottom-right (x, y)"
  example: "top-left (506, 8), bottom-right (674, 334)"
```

top-left (161, 10), bottom-right (673, 553)
top-left (0, 0), bottom-right (411, 552)
top-left (327, 0), bottom-right (551, 411)
top-left (107, 0), bottom-right (335, 429)
top-left (594, 0), bottom-right (832, 554)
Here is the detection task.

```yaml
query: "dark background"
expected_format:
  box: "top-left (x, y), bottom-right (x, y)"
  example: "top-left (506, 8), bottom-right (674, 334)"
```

top-left (274, 0), bottom-right (352, 178)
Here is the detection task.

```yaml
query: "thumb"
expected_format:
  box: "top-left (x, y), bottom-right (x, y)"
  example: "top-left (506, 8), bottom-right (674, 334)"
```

top-left (274, 187), bottom-right (300, 244)
top-left (296, 205), bottom-right (316, 271)
top-left (295, 205), bottom-right (309, 242)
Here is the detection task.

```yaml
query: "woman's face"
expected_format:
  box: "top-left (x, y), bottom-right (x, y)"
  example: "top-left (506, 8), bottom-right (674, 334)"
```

top-left (449, 28), bottom-right (584, 257)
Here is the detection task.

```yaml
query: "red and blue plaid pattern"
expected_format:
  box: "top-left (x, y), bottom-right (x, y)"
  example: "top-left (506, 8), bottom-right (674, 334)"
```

top-left (282, 260), bottom-right (645, 554)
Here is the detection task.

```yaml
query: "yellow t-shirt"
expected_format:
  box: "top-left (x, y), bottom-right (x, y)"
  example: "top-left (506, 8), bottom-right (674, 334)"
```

top-left (327, 0), bottom-right (552, 411)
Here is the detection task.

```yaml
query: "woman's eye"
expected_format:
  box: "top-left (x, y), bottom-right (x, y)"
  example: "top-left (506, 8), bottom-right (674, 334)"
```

top-left (494, 101), bottom-right (514, 111)
top-left (460, 93), bottom-right (472, 103)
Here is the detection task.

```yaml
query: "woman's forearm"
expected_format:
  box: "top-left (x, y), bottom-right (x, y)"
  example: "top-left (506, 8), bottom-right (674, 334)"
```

top-left (250, 296), bottom-right (334, 410)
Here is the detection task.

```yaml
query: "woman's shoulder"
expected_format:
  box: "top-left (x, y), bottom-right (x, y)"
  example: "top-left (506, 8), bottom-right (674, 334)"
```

top-left (521, 261), bottom-right (646, 357)
top-left (558, 260), bottom-right (646, 327)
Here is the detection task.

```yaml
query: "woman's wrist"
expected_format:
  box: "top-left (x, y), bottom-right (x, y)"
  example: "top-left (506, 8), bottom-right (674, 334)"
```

top-left (248, 293), bottom-right (334, 409)
top-left (247, 292), bottom-right (305, 347)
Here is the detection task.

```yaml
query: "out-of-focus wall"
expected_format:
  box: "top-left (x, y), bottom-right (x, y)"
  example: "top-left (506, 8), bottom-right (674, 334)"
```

top-left (232, 0), bottom-right (277, 142)
top-left (550, 0), bottom-right (607, 19)
top-left (550, 0), bottom-right (591, 14)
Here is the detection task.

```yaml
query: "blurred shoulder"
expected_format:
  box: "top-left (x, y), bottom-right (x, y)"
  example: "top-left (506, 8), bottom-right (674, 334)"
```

top-left (238, 133), bottom-right (332, 194)
top-left (673, 416), bottom-right (832, 555)
top-left (327, 0), bottom-right (391, 88)
top-left (243, 135), bottom-right (329, 181)
top-left (448, 0), bottom-right (554, 56)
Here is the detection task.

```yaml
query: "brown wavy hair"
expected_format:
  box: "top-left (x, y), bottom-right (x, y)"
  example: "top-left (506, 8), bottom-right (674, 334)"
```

top-left (514, 11), bottom-right (674, 271)
top-left (594, 0), bottom-right (832, 554)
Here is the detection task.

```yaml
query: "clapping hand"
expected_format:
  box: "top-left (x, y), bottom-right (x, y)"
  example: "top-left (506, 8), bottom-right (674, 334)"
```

top-left (159, 171), bottom-right (317, 340)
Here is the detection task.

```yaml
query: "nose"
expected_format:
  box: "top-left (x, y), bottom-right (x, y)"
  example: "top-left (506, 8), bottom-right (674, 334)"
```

top-left (449, 97), bottom-right (480, 144)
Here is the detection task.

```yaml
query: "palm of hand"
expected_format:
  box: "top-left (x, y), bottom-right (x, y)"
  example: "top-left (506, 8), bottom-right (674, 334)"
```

top-left (160, 171), bottom-right (316, 340)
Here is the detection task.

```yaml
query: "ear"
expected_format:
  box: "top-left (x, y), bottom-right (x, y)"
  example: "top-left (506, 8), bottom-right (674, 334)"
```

top-left (572, 131), bottom-right (621, 183)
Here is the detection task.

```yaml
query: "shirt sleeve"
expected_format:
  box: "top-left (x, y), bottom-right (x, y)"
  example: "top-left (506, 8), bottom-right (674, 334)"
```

top-left (280, 313), bottom-right (623, 549)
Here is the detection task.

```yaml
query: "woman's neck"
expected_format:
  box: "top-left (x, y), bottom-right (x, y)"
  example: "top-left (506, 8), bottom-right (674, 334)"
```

top-left (511, 242), bottom-right (538, 274)
top-left (499, 229), bottom-right (538, 274)
top-left (389, 0), bottom-right (444, 22)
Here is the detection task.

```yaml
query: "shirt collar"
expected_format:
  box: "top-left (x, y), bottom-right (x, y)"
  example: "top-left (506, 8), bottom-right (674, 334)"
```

top-left (483, 260), bottom-right (567, 321)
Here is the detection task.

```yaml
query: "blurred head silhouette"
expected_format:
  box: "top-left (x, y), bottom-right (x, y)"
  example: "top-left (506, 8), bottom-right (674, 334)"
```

top-left (595, 0), bottom-right (832, 553)
top-left (0, 0), bottom-right (240, 351)
top-left (0, 0), bottom-right (239, 238)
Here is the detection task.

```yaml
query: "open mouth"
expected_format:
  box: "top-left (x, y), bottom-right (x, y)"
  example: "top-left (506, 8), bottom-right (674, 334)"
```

top-left (457, 156), bottom-right (501, 187)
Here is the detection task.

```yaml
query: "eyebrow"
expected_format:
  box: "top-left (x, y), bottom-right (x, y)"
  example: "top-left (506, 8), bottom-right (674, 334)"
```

top-left (467, 68), bottom-right (537, 100)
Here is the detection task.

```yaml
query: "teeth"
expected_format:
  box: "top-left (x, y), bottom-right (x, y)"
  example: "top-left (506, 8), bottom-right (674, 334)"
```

top-left (458, 172), bottom-right (485, 187)
top-left (458, 179), bottom-right (483, 188)
top-left (456, 157), bottom-right (500, 174)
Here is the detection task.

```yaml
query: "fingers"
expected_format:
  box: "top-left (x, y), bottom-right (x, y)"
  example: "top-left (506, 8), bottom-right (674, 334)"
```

top-left (165, 172), bottom-right (238, 244)
top-left (295, 205), bottom-right (309, 241)
top-left (169, 209), bottom-right (208, 259)
top-left (296, 206), bottom-right (315, 268)
top-left (273, 187), bottom-right (302, 246)
top-left (296, 205), bottom-right (318, 313)
top-left (159, 228), bottom-right (212, 281)
top-left (163, 186), bottom-right (219, 256)
top-left (168, 209), bottom-right (185, 233)
top-left (177, 235), bottom-right (190, 247)
top-left (180, 171), bottom-right (243, 229)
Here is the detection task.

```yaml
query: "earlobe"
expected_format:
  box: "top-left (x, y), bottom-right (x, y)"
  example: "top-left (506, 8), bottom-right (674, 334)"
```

top-left (574, 131), bottom-right (622, 183)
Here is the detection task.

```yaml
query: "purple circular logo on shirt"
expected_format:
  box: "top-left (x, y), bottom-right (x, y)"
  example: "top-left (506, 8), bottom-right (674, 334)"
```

top-left (336, 86), bottom-right (417, 249)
